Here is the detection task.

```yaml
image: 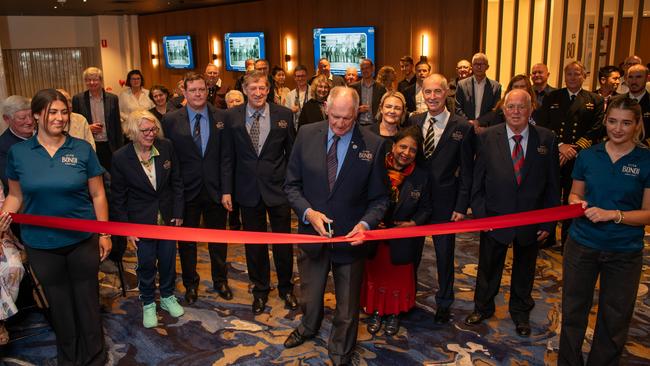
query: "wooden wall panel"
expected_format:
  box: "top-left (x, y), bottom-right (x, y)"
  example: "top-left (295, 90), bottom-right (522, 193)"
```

top-left (138, 0), bottom-right (479, 91)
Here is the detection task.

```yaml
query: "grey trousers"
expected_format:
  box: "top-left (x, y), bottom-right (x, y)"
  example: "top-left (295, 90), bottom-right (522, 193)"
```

top-left (296, 248), bottom-right (365, 365)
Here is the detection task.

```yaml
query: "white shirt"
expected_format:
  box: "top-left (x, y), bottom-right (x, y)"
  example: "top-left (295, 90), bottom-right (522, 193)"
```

top-left (415, 84), bottom-right (427, 113)
top-left (284, 86), bottom-right (310, 128)
top-left (422, 108), bottom-right (450, 149)
top-left (474, 76), bottom-right (486, 119)
top-left (119, 87), bottom-right (155, 122)
top-left (630, 90), bottom-right (647, 103)
top-left (506, 124), bottom-right (529, 158)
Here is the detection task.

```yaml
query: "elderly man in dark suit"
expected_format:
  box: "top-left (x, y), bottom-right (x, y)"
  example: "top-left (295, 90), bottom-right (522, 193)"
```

top-left (0, 95), bottom-right (34, 194)
top-left (283, 87), bottom-right (389, 365)
top-left (72, 67), bottom-right (123, 171)
top-left (351, 59), bottom-right (386, 126)
top-left (161, 72), bottom-right (231, 305)
top-left (455, 53), bottom-right (502, 132)
top-left (405, 74), bottom-right (475, 324)
top-left (536, 61), bottom-right (604, 250)
top-left (221, 71), bottom-right (298, 314)
top-left (466, 89), bottom-right (560, 337)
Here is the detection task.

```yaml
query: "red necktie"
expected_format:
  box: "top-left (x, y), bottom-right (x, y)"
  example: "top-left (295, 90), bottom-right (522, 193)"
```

top-left (512, 134), bottom-right (524, 185)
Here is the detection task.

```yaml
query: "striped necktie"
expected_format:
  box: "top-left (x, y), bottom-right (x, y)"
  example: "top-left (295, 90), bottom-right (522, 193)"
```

top-left (424, 117), bottom-right (436, 159)
top-left (512, 134), bottom-right (524, 185)
top-left (327, 135), bottom-right (340, 191)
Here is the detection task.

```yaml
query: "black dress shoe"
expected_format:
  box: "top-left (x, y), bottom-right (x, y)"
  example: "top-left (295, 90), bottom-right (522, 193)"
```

top-left (366, 311), bottom-right (382, 334)
top-left (214, 283), bottom-right (233, 300)
top-left (515, 321), bottom-right (531, 337)
top-left (384, 314), bottom-right (400, 336)
top-left (284, 329), bottom-right (314, 348)
top-left (282, 293), bottom-right (299, 310)
top-left (464, 311), bottom-right (491, 325)
top-left (252, 297), bottom-right (266, 314)
top-left (184, 287), bottom-right (198, 305)
top-left (434, 307), bottom-right (451, 324)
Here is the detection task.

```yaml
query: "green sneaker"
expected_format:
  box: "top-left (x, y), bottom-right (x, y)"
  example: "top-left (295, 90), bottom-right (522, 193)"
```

top-left (143, 302), bottom-right (158, 328)
top-left (160, 295), bottom-right (184, 318)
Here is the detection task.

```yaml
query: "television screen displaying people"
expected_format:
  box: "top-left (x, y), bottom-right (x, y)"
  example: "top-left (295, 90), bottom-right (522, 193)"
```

top-left (162, 35), bottom-right (195, 70)
top-left (225, 32), bottom-right (266, 72)
top-left (312, 27), bottom-right (375, 75)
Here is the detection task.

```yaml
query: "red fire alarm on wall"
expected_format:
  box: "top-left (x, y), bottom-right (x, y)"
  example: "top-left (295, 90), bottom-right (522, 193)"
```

top-left (101, 39), bottom-right (108, 48)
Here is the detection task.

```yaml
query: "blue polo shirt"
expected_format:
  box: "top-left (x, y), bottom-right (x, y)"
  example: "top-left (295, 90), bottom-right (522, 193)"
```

top-left (6, 136), bottom-right (104, 249)
top-left (570, 143), bottom-right (650, 252)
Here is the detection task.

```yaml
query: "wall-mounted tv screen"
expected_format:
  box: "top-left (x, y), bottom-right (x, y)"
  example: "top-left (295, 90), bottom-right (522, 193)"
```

top-left (313, 26), bottom-right (375, 76)
top-left (162, 35), bottom-right (195, 70)
top-left (224, 32), bottom-right (266, 72)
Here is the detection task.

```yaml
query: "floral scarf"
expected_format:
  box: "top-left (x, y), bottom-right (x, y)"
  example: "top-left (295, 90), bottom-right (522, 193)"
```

top-left (385, 152), bottom-right (415, 203)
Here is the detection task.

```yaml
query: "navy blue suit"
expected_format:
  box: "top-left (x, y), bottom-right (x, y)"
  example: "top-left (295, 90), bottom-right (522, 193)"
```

top-left (405, 111), bottom-right (474, 309)
top-left (162, 104), bottom-right (230, 289)
top-left (471, 123), bottom-right (560, 322)
top-left (455, 77), bottom-right (502, 120)
top-left (350, 81), bottom-right (387, 125)
top-left (284, 121), bottom-right (389, 364)
top-left (110, 138), bottom-right (184, 304)
top-left (72, 89), bottom-right (123, 170)
top-left (222, 103), bottom-right (296, 299)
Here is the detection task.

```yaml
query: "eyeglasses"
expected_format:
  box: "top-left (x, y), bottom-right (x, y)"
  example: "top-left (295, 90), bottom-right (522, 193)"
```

top-left (139, 127), bottom-right (159, 135)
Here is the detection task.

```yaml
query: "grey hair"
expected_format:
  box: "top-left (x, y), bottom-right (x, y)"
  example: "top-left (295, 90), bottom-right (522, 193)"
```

top-left (2, 95), bottom-right (31, 119)
top-left (327, 86), bottom-right (359, 116)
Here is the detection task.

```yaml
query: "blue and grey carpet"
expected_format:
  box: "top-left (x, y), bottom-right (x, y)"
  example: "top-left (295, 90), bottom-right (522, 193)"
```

top-left (2, 230), bottom-right (649, 365)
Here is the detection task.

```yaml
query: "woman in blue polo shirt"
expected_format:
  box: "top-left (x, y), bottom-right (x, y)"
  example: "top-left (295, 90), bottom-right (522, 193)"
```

top-left (0, 89), bottom-right (110, 366)
top-left (559, 97), bottom-right (650, 366)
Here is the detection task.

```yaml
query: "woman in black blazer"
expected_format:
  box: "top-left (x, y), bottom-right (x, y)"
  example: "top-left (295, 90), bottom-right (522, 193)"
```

top-left (111, 110), bottom-right (185, 329)
top-left (297, 74), bottom-right (331, 129)
top-left (360, 125), bottom-right (431, 336)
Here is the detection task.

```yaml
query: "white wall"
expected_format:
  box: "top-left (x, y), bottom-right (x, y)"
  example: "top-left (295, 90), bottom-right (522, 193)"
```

top-left (0, 15), bottom-right (139, 98)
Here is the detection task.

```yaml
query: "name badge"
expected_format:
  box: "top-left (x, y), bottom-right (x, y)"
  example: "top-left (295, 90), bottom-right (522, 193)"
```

top-left (537, 146), bottom-right (548, 155)
top-left (622, 164), bottom-right (640, 177)
top-left (61, 154), bottom-right (78, 166)
top-left (452, 130), bottom-right (463, 141)
top-left (278, 120), bottom-right (288, 129)
top-left (358, 150), bottom-right (373, 162)
top-left (215, 121), bottom-right (225, 129)
top-left (163, 160), bottom-right (172, 170)
top-left (410, 190), bottom-right (421, 200)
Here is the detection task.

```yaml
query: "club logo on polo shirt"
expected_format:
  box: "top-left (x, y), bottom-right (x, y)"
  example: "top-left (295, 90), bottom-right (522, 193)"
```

top-left (61, 154), bottom-right (78, 166)
top-left (622, 163), bottom-right (640, 177)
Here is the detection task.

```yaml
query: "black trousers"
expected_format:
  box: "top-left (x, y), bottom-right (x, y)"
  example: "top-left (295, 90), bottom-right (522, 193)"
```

top-left (559, 237), bottom-right (643, 366)
top-left (228, 200), bottom-right (241, 230)
top-left (297, 249), bottom-right (365, 366)
top-left (179, 186), bottom-right (228, 289)
top-left (95, 141), bottom-right (112, 172)
top-left (25, 235), bottom-right (106, 366)
top-left (240, 200), bottom-right (293, 299)
top-left (473, 232), bottom-right (538, 323)
top-left (136, 238), bottom-right (177, 305)
top-left (432, 233), bottom-right (456, 308)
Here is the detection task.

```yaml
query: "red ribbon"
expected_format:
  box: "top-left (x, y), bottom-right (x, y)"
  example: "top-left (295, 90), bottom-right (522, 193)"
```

top-left (10, 204), bottom-right (584, 244)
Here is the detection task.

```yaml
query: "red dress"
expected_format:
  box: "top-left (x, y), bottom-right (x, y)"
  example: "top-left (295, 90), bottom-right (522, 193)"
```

top-left (360, 241), bottom-right (416, 316)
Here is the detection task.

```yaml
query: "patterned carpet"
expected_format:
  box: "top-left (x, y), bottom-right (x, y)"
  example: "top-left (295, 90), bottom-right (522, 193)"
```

top-left (2, 229), bottom-right (649, 365)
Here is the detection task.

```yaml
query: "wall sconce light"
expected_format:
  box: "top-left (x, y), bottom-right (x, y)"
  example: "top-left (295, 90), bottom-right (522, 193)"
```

top-left (420, 34), bottom-right (429, 62)
top-left (212, 38), bottom-right (220, 67)
top-left (284, 37), bottom-right (293, 69)
top-left (150, 40), bottom-right (159, 67)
